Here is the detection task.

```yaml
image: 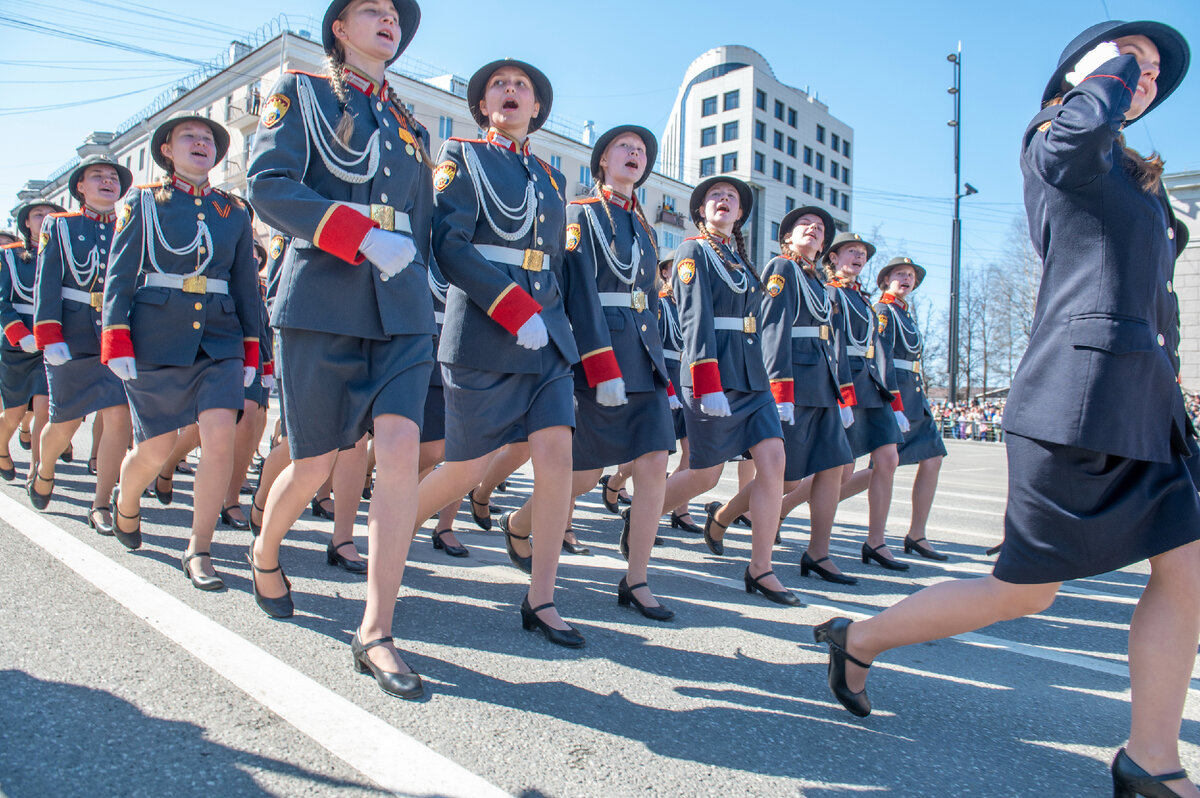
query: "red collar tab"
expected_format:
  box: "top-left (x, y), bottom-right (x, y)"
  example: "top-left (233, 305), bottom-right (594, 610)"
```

top-left (708, 232), bottom-right (731, 246)
top-left (343, 66), bottom-right (387, 98)
top-left (880, 292), bottom-right (907, 310)
top-left (784, 253), bottom-right (817, 270)
top-left (81, 206), bottom-right (116, 224)
top-left (602, 187), bottom-right (635, 212)
top-left (486, 129), bottom-right (531, 155)
top-left (828, 276), bottom-right (863, 292)
top-left (171, 175), bottom-right (211, 197)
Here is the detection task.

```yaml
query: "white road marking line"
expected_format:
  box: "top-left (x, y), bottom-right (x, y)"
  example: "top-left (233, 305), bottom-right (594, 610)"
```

top-left (0, 493), bottom-right (509, 798)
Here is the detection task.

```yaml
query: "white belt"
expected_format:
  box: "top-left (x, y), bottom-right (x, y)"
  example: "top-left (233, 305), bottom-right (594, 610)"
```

top-left (294, 205), bottom-right (410, 249)
top-left (792, 325), bottom-right (831, 339)
top-left (663, 350), bottom-right (681, 361)
top-left (894, 358), bottom-right (921, 372)
top-left (475, 244), bottom-right (546, 271)
top-left (62, 287), bottom-right (104, 310)
top-left (12, 303), bottom-right (32, 315)
top-left (143, 273), bottom-right (229, 294)
top-left (434, 311), bottom-right (445, 325)
top-left (846, 344), bottom-right (868, 357)
top-left (713, 316), bottom-right (757, 334)
top-left (598, 291), bottom-right (649, 312)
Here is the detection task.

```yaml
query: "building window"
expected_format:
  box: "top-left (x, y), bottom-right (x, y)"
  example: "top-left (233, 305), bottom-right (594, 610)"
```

top-left (786, 167), bottom-right (796, 187)
top-left (125, 156), bottom-right (132, 169)
top-left (842, 194), bottom-right (849, 211)
top-left (815, 180), bottom-right (824, 200)
top-left (788, 108), bottom-right (797, 128)
top-left (772, 161), bottom-right (783, 180)
top-left (787, 138), bottom-right (796, 158)
top-left (701, 96), bottom-right (717, 116)
top-left (774, 100), bottom-right (784, 120)
top-left (438, 115), bottom-right (454, 139)
top-left (662, 230), bottom-right (681, 249)
top-left (663, 194), bottom-right (677, 211)
top-left (773, 130), bottom-right (783, 151)
top-left (842, 167), bottom-right (850, 184)
top-left (755, 89), bottom-right (766, 110)
top-left (803, 175), bottom-right (813, 195)
top-left (721, 152), bottom-right (738, 172)
top-left (830, 161), bottom-right (839, 180)
top-left (138, 148), bottom-right (144, 170)
top-left (803, 146), bottom-right (813, 166)
top-left (701, 126), bottom-right (717, 147)
top-left (723, 89), bottom-right (740, 111)
top-left (843, 140), bottom-right (851, 158)
top-left (753, 151), bottom-right (765, 172)
top-left (771, 222), bottom-right (780, 241)
top-left (830, 188), bottom-right (839, 206)
top-left (831, 133), bottom-right (841, 152)
top-left (722, 121), bottom-right (738, 142)
top-left (637, 187), bottom-right (647, 205)
top-left (699, 157), bottom-right (715, 177)
top-left (550, 154), bottom-right (562, 170)
top-left (816, 124), bottom-right (826, 143)
top-left (754, 120), bottom-right (765, 141)
top-left (816, 153), bottom-right (825, 172)
top-left (785, 196), bottom-right (795, 212)
top-left (580, 165), bottom-right (592, 185)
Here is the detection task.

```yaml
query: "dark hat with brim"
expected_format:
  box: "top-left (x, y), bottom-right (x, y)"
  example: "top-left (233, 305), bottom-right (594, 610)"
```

top-left (467, 58), bottom-right (554, 134)
top-left (68, 154), bottom-right (133, 204)
top-left (1043, 20), bottom-right (1189, 122)
top-left (689, 175), bottom-right (753, 230)
top-left (253, 241), bottom-right (268, 265)
top-left (590, 125), bottom-right (658, 189)
top-left (657, 248), bottom-right (676, 269)
top-left (876, 256), bottom-right (926, 291)
top-left (323, 0), bottom-right (420, 65)
top-left (16, 200), bottom-right (66, 238)
top-left (824, 231), bottom-right (876, 263)
top-left (778, 205), bottom-right (836, 254)
top-left (151, 113), bottom-right (231, 171)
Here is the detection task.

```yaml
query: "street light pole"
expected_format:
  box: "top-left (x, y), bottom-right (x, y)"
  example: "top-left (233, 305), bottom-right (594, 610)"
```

top-left (947, 44), bottom-right (962, 404)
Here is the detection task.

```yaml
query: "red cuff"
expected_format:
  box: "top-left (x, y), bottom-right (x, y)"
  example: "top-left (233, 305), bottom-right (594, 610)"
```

top-left (33, 321), bottom-right (64, 348)
top-left (100, 327), bottom-right (134, 363)
top-left (690, 360), bottom-right (723, 396)
top-left (890, 392), bottom-right (905, 412)
top-left (838, 384), bottom-right (857, 408)
top-left (666, 381), bottom-right (676, 398)
top-left (4, 321), bottom-right (31, 346)
top-left (487, 284), bottom-right (542, 336)
top-left (314, 204), bottom-right (378, 265)
top-left (243, 340), bottom-right (260, 371)
top-left (262, 360), bottom-right (274, 376)
top-left (580, 347), bottom-right (621, 387)
top-left (770, 379), bottom-right (794, 404)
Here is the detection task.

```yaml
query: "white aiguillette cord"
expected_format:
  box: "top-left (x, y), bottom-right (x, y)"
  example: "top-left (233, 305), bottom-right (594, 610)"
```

top-left (296, 74), bottom-right (380, 184)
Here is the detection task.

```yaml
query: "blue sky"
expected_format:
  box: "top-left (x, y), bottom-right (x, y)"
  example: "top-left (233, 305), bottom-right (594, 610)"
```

top-left (2, 0), bottom-right (1197, 317)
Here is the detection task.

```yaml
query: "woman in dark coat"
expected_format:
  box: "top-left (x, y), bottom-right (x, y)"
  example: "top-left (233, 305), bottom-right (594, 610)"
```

top-left (813, 22), bottom-right (1200, 797)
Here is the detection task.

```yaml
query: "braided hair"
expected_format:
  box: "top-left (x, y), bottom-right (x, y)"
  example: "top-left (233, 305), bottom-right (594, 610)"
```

top-left (697, 220), bottom-right (756, 281)
top-left (591, 165), bottom-right (659, 263)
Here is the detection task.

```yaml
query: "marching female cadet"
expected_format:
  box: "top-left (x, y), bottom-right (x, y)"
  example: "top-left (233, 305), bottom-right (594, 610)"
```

top-left (824, 232), bottom-right (910, 571)
top-left (659, 176), bottom-right (794, 606)
top-left (248, 0), bottom-right (434, 699)
top-left (0, 199), bottom-right (63, 482)
top-left (412, 57), bottom-right (583, 647)
top-left (101, 112), bottom-right (261, 591)
top-left (657, 249), bottom-right (701, 534)
top-left (873, 256), bottom-right (949, 561)
top-left (30, 155), bottom-right (134, 534)
top-left (814, 25), bottom-right (1200, 798)
top-left (708, 207), bottom-right (860, 584)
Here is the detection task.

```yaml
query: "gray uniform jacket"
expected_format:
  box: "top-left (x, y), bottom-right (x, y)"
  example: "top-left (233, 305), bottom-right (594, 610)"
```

top-left (0, 243), bottom-right (37, 352)
top-left (875, 295), bottom-right (931, 424)
top-left (34, 208), bottom-right (113, 355)
top-left (829, 280), bottom-right (900, 410)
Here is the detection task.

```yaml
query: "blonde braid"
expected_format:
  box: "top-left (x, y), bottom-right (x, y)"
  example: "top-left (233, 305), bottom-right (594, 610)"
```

top-left (323, 53), bottom-right (356, 146)
top-left (732, 227), bottom-right (756, 281)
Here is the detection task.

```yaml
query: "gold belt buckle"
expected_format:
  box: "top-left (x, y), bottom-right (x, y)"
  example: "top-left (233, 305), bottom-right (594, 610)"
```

top-left (865, 344), bottom-right (875, 359)
top-left (90, 292), bottom-right (103, 311)
top-left (182, 275), bottom-right (207, 294)
top-left (630, 288), bottom-right (647, 313)
top-left (743, 316), bottom-right (756, 334)
top-left (370, 204), bottom-right (395, 232)
top-left (819, 325), bottom-right (829, 341)
top-left (521, 249), bottom-right (544, 272)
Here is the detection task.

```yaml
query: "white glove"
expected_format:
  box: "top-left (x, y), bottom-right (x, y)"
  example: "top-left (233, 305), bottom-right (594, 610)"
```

top-left (243, 366), bottom-right (256, 388)
top-left (359, 228), bottom-right (417, 279)
top-left (699, 391), bottom-right (731, 418)
top-left (840, 405), bottom-right (855, 429)
top-left (596, 377), bottom-right (628, 407)
top-left (19, 335), bottom-right (36, 354)
top-left (894, 409), bottom-right (911, 434)
top-left (43, 342), bottom-right (71, 366)
top-left (776, 401), bottom-right (795, 425)
top-left (668, 393), bottom-right (683, 411)
top-left (516, 313), bottom-right (548, 350)
top-left (108, 356), bottom-right (137, 381)
top-left (1065, 41), bottom-right (1121, 87)
top-left (262, 374), bottom-right (276, 391)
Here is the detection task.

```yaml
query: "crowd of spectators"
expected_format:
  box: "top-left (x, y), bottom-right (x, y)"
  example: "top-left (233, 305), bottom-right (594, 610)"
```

top-left (931, 400), bottom-right (1006, 442)
top-left (1187, 392), bottom-right (1200, 430)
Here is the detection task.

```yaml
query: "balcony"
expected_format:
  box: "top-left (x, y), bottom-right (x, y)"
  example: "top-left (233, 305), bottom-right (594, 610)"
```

top-left (657, 206), bottom-right (686, 228)
top-left (225, 92), bottom-right (262, 132)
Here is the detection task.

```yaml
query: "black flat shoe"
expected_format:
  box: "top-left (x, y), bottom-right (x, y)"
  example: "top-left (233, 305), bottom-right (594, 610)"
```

top-left (618, 490), bottom-right (632, 506)
top-left (59, 443), bottom-right (73, 464)
top-left (496, 479), bottom-right (507, 492)
top-left (813, 617), bottom-right (872, 717)
top-left (499, 512), bottom-right (532, 573)
top-left (27, 469), bottom-right (53, 511)
top-left (743, 568), bottom-right (803, 606)
top-left (904, 536), bottom-right (949, 561)
top-left (220, 504), bottom-right (250, 530)
top-left (703, 501), bottom-right (727, 556)
top-left (432, 527), bottom-right (469, 558)
top-left (89, 507), bottom-right (114, 536)
top-left (0, 453), bottom-right (14, 482)
top-left (466, 489), bottom-right (492, 531)
top-left (175, 461), bottom-right (195, 476)
top-left (110, 486), bottom-right (142, 550)
top-left (249, 499), bottom-right (265, 537)
top-left (618, 577), bottom-right (674, 621)
top-left (986, 542), bottom-right (1004, 556)
top-left (561, 535), bottom-right (591, 556)
top-left (239, 481), bottom-right (254, 496)
top-left (361, 481), bottom-right (373, 501)
top-left (87, 457), bottom-right (97, 475)
top-left (520, 596), bottom-right (585, 648)
top-left (310, 496), bottom-right (334, 520)
top-left (17, 429), bottom-right (30, 451)
top-left (351, 631), bottom-right (423, 700)
top-left (181, 551), bottom-right (225, 591)
top-left (800, 552), bottom-right (859, 585)
top-left (1111, 747), bottom-right (1192, 797)
top-left (327, 540), bottom-right (369, 573)
top-left (247, 545), bottom-right (293, 618)
top-left (669, 511), bottom-right (701, 534)
top-left (619, 510), bottom-right (632, 561)
top-left (598, 475), bottom-right (621, 514)
top-left (861, 542), bottom-right (910, 571)
top-left (154, 472), bottom-right (173, 505)
top-left (733, 514), bottom-right (751, 528)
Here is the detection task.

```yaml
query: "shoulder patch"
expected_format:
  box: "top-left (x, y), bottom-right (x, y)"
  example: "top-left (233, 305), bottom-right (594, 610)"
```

top-left (566, 223), bottom-right (581, 252)
top-left (677, 258), bottom-right (696, 285)
top-left (269, 235), bottom-right (285, 261)
top-left (38, 231), bottom-right (51, 252)
top-left (877, 312), bottom-right (889, 331)
top-left (433, 161), bottom-right (457, 192)
top-left (766, 274), bottom-right (785, 297)
top-left (115, 202), bottom-right (133, 234)
top-left (262, 94), bottom-right (290, 128)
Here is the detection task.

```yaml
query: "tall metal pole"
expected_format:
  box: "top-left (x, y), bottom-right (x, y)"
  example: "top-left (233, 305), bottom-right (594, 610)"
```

top-left (947, 44), bottom-right (962, 404)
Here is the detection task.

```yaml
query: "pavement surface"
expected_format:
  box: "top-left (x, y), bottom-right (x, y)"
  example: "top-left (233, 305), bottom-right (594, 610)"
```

top-left (0, 425), bottom-right (1197, 798)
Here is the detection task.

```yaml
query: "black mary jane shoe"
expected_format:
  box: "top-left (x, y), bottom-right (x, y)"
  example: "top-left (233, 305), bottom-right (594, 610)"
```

top-left (220, 505), bottom-right (250, 531)
top-left (247, 545), bottom-right (293, 618)
top-left (1111, 747), bottom-right (1192, 798)
top-left (597, 475), bottom-right (621, 515)
top-left (432, 527), bottom-right (469, 558)
top-left (743, 568), bottom-right (803, 606)
top-left (499, 512), bottom-right (532, 573)
top-left (561, 532), bottom-right (591, 556)
top-left (702, 501), bottom-right (727, 556)
top-left (861, 542), bottom-right (910, 571)
top-left (619, 510), bottom-right (632, 561)
top-left (17, 429), bottom-right (31, 451)
top-left (59, 443), bottom-right (73, 464)
top-left (520, 596), bottom-right (585, 648)
top-left (351, 631), bottom-right (424, 700)
top-left (0, 453), bottom-right (15, 482)
top-left (617, 577), bottom-right (674, 621)
top-left (733, 514), bottom-right (752, 528)
top-left (239, 481), bottom-right (254, 496)
top-left (466, 489), bottom-right (492, 531)
top-left (669, 511), bottom-right (701, 535)
top-left (986, 542), bottom-right (1004, 556)
top-left (813, 617), bottom-right (872, 718)
top-left (110, 487), bottom-right (142, 550)
top-left (181, 551), bottom-right (225, 591)
top-left (618, 490), bottom-right (633, 506)
top-left (87, 457), bottom-right (97, 476)
top-left (800, 552), bottom-right (859, 586)
top-left (27, 469), bottom-right (54, 511)
top-left (153, 472), bottom-right (174, 505)
top-left (89, 507), bottom-right (114, 536)
top-left (310, 496), bottom-right (335, 520)
top-left (903, 535), bottom-right (949, 562)
top-left (327, 540), bottom-right (369, 573)
top-left (249, 500), bottom-right (265, 538)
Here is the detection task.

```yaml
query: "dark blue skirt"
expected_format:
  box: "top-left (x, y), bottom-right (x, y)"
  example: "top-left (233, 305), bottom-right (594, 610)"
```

top-left (845, 404), bottom-right (904, 459)
top-left (681, 386), bottom-right (782, 470)
top-left (420, 384), bottom-right (446, 444)
top-left (897, 406), bottom-right (948, 466)
top-left (124, 355), bottom-right (242, 443)
top-left (572, 387), bottom-right (675, 471)
top-left (0, 347), bottom-right (46, 409)
top-left (243, 375), bottom-right (269, 408)
top-left (46, 355), bottom-right (127, 422)
top-left (783, 405), bottom-right (855, 481)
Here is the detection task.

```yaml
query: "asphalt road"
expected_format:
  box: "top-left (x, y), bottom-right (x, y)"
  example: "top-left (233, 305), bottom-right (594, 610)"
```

top-left (1, 429), bottom-right (1196, 797)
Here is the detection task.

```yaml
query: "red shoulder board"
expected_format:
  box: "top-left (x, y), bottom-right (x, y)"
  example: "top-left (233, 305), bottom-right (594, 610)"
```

top-left (684, 235), bottom-right (705, 242)
top-left (285, 69), bottom-right (325, 78)
top-left (45, 211), bottom-right (81, 220)
top-left (134, 182), bottom-right (164, 190)
top-left (448, 137), bottom-right (487, 144)
top-left (569, 197), bottom-right (602, 206)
